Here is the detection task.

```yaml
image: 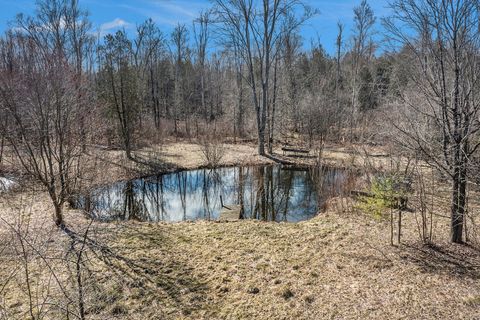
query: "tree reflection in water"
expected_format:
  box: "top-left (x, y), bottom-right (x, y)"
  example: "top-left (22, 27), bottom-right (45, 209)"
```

top-left (76, 165), bottom-right (350, 222)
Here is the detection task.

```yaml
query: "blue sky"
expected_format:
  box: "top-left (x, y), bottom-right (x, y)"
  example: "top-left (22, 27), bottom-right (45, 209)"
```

top-left (0, 0), bottom-right (392, 55)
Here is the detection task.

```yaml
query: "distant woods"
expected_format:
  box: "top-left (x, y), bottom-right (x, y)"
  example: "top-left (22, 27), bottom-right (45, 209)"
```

top-left (0, 0), bottom-right (385, 158)
top-left (1, 0), bottom-right (480, 243)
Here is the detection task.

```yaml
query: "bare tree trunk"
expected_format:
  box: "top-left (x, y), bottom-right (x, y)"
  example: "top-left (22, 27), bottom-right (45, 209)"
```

top-left (268, 55), bottom-right (278, 154)
top-left (335, 22), bottom-right (343, 139)
top-left (236, 64), bottom-right (245, 138)
top-left (0, 128), bottom-right (4, 166)
top-left (397, 210), bottom-right (402, 244)
top-left (451, 146), bottom-right (467, 243)
top-left (53, 201), bottom-right (64, 227)
top-left (259, 82), bottom-right (268, 156)
top-left (450, 35), bottom-right (465, 243)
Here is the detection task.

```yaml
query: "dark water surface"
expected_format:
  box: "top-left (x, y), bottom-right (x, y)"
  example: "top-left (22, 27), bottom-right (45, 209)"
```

top-left (76, 165), bottom-right (351, 223)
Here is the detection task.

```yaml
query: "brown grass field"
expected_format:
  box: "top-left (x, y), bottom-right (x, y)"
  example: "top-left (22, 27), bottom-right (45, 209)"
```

top-left (1, 142), bottom-right (479, 319)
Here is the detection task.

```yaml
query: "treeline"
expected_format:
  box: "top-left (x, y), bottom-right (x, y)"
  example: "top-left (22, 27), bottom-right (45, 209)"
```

top-left (0, 0), bottom-right (403, 154)
top-left (1, 0), bottom-right (402, 157)
top-left (1, 0), bottom-right (479, 243)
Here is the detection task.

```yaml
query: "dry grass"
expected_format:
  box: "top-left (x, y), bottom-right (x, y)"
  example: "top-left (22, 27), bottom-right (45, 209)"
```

top-left (79, 141), bottom-right (393, 188)
top-left (1, 142), bottom-right (479, 319)
top-left (1, 192), bottom-right (479, 319)
top-left (100, 208), bottom-right (479, 320)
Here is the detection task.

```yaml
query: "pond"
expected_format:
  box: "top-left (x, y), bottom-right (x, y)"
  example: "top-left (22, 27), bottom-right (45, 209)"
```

top-left (0, 176), bottom-right (16, 192)
top-left (75, 165), bottom-right (352, 223)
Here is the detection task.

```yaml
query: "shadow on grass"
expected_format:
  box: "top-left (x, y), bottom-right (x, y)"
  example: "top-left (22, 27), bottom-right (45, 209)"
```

top-left (131, 152), bottom-right (178, 172)
top-left (264, 153), bottom-right (296, 165)
top-left (63, 223), bottom-right (210, 317)
top-left (397, 242), bottom-right (480, 279)
top-left (87, 145), bottom-right (181, 176)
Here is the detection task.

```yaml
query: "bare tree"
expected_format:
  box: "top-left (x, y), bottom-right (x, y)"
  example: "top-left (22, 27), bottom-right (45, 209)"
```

top-left (281, 29), bottom-right (302, 136)
top-left (267, 50), bottom-right (279, 153)
top-left (0, 0), bottom-right (92, 226)
top-left (214, 0), bottom-right (315, 155)
top-left (64, 0), bottom-right (95, 151)
top-left (349, 0), bottom-right (376, 141)
top-left (335, 22), bottom-right (344, 111)
top-left (98, 30), bottom-right (138, 159)
top-left (232, 33), bottom-right (247, 139)
top-left (134, 19), bottom-right (166, 131)
top-left (171, 24), bottom-right (190, 136)
top-left (384, 0), bottom-right (480, 243)
top-left (194, 10), bottom-right (212, 126)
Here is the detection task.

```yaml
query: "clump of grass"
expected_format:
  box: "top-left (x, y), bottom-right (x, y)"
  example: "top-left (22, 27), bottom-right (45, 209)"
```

top-left (111, 302), bottom-right (128, 315)
top-left (280, 287), bottom-right (294, 300)
top-left (218, 286), bottom-right (229, 293)
top-left (464, 296), bottom-right (480, 307)
top-left (305, 295), bottom-right (315, 304)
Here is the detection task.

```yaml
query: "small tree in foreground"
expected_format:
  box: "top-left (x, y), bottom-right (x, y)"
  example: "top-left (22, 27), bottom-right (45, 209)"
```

top-left (0, 0), bottom-right (92, 226)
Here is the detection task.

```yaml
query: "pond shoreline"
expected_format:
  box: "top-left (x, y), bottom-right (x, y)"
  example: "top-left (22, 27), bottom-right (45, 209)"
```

top-left (79, 141), bottom-right (375, 190)
top-left (76, 164), bottom-right (349, 223)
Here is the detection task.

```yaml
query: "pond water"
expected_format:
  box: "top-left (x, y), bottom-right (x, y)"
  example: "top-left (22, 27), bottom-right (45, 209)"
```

top-left (76, 165), bottom-right (352, 223)
top-left (0, 177), bottom-right (16, 192)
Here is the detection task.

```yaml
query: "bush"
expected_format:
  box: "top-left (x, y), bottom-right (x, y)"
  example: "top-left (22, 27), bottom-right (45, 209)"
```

top-left (357, 175), bottom-right (408, 219)
top-left (199, 138), bottom-right (226, 167)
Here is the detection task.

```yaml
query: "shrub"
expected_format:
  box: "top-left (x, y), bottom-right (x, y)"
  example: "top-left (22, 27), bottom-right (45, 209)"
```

top-left (357, 175), bottom-right (407, 219)
top-left (199, 138), bottom-right (226, 167)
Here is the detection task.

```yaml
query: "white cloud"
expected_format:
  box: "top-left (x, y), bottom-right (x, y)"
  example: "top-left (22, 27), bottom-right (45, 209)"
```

top-left (121, 0), bottom-right (207, 27)
top-left (152, 1), bottom-right (197, 18)
top-left (100, 18), bottom-right (131, 35)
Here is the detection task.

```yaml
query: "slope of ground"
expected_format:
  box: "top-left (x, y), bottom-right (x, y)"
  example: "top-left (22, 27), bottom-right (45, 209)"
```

top-left (98, 210), bottom-right (479, 320)
top-left (1, 142), bottom-right (479, 319)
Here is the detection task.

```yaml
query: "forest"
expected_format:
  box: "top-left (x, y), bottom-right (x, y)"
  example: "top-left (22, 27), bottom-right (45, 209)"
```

top-left (0, 0), bottom-right (479, 319)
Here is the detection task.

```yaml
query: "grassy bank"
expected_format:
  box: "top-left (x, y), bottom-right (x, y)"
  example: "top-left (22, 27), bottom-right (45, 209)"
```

top-left (99, 211), bottom-right (480, 319)
top-left (1, 142), bottom-right (479, 319)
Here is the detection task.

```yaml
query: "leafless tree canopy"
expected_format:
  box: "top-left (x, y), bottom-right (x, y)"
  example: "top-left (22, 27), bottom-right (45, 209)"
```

top-left (383, 0), bottom-right (480, 242)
